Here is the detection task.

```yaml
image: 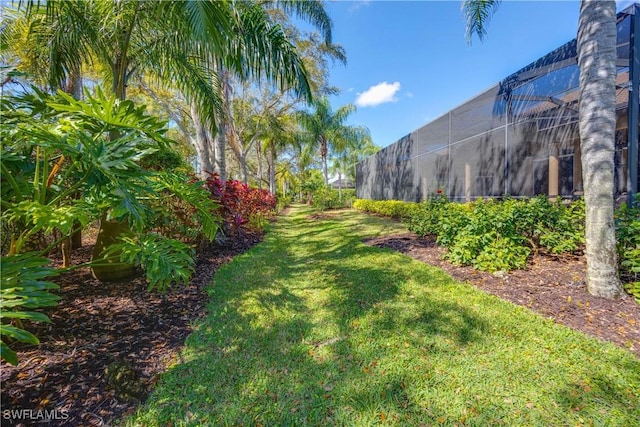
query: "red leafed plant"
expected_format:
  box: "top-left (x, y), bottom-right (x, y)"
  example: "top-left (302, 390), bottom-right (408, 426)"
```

top-left (205, 173), bottom-right (277, 238)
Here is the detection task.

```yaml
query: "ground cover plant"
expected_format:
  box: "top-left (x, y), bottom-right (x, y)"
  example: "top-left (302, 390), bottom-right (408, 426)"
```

top-left (355, 197), bottom-right (639, 296)
top-left (128, 205), bottom-right (640, 426)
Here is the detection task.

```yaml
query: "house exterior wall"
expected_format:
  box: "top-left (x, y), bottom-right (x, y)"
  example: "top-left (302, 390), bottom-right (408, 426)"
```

top-left (357, 6), bottom-right (639, 203)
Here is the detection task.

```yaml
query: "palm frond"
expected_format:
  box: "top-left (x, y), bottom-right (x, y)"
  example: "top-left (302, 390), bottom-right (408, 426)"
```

top-left (267, 0), bottom-right (333, 44)
top-left (227, 2), bottom-right (312, 102)
top-left (462, 0), bottom-right (501, 43)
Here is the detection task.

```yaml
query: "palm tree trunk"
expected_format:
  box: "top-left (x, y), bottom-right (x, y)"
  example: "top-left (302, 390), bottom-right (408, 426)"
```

top-left (214, 130), bottom-right (227, 182)
top-left (91, 214), bottom-right (136, 281)
top-left (269, 143), bottom-right (277, 194)
top-left (92, 12), bottom-right (139, 282)
top-left (191, 102), bottom-right (215, 178)
top-left (214, 67), bottom-right (232, 182)
top-left (257, 143), bottom-right (264, 189)
top-left (321, 137), bottom-right (329, 185)
top-left (65, 65), bottom-right (83, 100)
top-left (577, 0), bottom-right (623, 298)
top-left (64, 68), bottom-right (83, 250)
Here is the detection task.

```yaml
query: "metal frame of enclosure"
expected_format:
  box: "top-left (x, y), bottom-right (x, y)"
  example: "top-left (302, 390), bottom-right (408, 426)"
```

top-left (357, 4), bottom-right (640, 204)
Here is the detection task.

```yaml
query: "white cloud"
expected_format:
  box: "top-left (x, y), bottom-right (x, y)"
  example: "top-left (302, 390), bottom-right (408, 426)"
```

top-left (355, 81), bottom-right (401, 107)
top-left (349, 0), bottom-right (371, 13)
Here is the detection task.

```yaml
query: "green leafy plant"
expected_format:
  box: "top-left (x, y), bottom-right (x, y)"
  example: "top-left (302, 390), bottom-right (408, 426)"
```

top-left (1, 88), bottom-right (222, 364)
top-left (106, 234), bottom-right (195, 292)
top-left (0, 254), bottom-right (60, 365)
top-left (623, 282), bottom-right (640, 304)
top-left (353, 198), bottom-right (418, 219)
top-left (370, 196), bottom-right (586, 272)
top-left (473, 235), bottom-right (531, 272)
top-left (616, 197), bottom-right (640, 301)
top-left (149, 172), bottom-right (221, 242)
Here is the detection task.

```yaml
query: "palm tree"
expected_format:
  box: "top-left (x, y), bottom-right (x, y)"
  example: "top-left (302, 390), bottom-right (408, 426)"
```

top-left (463, 0), bottom-right (623, 298)
top-left (330, 133), bottom-right (376, 199)
top-left (297, 97), bottom-right (370, 185)
top-left (575, 1), bottom-right (622, 298)
top-left (14, 0), bottom-right (315, 281)
top-left (205, 0), bottom-right (336, 181)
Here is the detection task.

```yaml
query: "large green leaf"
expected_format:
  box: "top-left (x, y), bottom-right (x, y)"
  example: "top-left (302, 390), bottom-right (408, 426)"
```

top-left (0, 254), bottom-right (59, 364)
top-left (1, 342), bottom-right (19, 366)
top-left (0, 324), bottom-right (40, 345)
top-left (153, 172), bottom-right (222, 241)
top-left (106, 234), bottom-right (196, 292)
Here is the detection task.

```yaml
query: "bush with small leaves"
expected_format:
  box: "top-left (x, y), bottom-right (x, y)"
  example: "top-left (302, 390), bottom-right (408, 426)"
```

top-left (616, 197), bottom-right (640, 302)
top-left (353, 199), bottom-right (418, 219)
top-left (407, 196), bottom-right (584, 272)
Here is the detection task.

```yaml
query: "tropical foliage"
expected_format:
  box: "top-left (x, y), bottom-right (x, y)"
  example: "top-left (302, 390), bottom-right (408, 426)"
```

top-left (616, 197), bottom-right (640, 302)
top-left (205, 173), bottom-right (277, 237)
top-left (355, 195), bottom-right (639, 296)
top-left (463, 0), bottom-right (624, 298)
top-left (309, 187), bottom-right (356, 210)
top-left (297, 97), bottom-right (370, 185)
top-left (0, 254), bottom-right (60, 366)
top-left (0, 88), bottom-right (221, 363)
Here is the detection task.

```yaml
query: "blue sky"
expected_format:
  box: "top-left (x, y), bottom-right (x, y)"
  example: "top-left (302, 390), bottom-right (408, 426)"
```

top-left (322, 0), bottom-right (636, 148)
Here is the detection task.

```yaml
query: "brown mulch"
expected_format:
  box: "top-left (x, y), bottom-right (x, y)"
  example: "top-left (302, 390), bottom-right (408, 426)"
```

top-left (363, 232), bottom-right (640, 358)
top-left (0, 232), bottom-right (263, 426)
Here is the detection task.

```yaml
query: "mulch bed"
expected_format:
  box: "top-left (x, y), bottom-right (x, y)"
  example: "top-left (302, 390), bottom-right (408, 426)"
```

top-left (363, 232), bottom-right (640, 358)
top-left (0, 233), bottom-right (263, 426)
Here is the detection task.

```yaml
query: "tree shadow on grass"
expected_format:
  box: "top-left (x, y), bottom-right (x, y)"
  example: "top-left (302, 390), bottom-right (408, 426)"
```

top-left (130, 214), bottom-right (492, 425)
top-left (552, 368), bottom-right (640, 425)
top-left (130, 208), bottom-right (640, 426)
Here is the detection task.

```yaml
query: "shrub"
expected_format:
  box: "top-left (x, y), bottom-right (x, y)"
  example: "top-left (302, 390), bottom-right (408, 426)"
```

top-left (311, 187), bottom-right (355, 210)
top-left (359, 194), bottom-right (638, 296)
top-left (146, 172), bottom-right (220, 243)
top-left (276, 194), bottom-right (292, 213)
top-left (472, 235), bottom-right (531, 272)
top-left (353, 199), bottom-right (418, 219)
top-left (407, 196), bottom-right (585, 272)
top-left (616, 198), bottom-right (640, 302)
top-left (205, 173), bottom-right (277, 236)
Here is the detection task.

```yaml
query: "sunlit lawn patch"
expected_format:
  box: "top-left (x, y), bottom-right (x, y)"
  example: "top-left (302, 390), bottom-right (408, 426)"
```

top-left (128, 205), bottom-right (640, 426)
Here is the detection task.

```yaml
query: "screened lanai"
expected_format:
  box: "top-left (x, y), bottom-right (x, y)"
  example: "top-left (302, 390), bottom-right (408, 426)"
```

top-left (356, 4), bottom-right (640, 203)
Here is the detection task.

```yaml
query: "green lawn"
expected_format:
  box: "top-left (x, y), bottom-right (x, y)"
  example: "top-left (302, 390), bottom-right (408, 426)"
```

top-left (128, 204), bottom-right (640, 426)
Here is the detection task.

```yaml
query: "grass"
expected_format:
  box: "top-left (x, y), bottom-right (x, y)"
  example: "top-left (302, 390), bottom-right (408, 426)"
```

top-left (127, 204), bottom-right (640, 426)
